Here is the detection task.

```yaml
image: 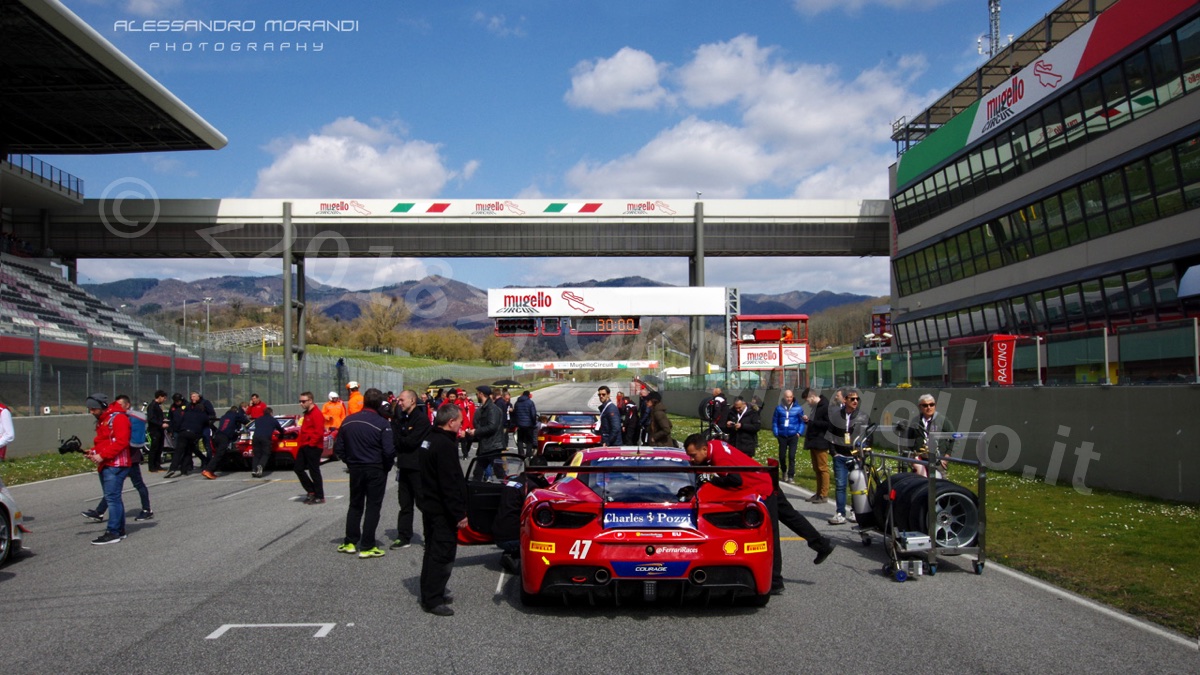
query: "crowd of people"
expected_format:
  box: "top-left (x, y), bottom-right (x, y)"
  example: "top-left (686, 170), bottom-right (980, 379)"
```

top-left (73, 374), bottom-right (947, 615)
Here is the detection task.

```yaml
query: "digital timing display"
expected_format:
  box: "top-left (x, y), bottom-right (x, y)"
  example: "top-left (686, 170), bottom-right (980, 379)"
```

top-left (570, 317), bottom-right (641, 335)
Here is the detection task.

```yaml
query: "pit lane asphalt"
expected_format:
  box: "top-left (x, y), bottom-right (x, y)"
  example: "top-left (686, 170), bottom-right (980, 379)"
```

top-left (1, 384), bottom-right (1195, 674)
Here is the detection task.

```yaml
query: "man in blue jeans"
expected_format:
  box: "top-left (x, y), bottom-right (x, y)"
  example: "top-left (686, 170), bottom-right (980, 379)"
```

top-left (771, 389), bottom-right (805, 482)
top-left (825, 387), bottom-right (871, 525)
top-left (83, 395), bottom-right (153, 523)
top-left (83, 394), bottom-right (134, 545)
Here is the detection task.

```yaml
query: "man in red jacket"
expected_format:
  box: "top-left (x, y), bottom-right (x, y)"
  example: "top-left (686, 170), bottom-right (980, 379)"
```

top-left (294, 391), bottom-right (328, 504)
top-left (84, 393), bottom-right (133, 545)
top-left (684, 433), bottom-right (834, 596)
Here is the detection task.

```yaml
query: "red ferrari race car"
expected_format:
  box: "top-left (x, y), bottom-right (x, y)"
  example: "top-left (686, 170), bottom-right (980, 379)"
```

top-left (233, 415), bottom-right (337, 469)
top-left (461, 447), bottom-right (775, 607)
top-left (536, 411), bottom-right (601, 462)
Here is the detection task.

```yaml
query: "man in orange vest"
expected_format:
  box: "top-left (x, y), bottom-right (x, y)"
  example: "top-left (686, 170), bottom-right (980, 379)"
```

top-left (323, 391), bottom-right (348, 431)
top-left (346, 381), bottom-right (365, 415)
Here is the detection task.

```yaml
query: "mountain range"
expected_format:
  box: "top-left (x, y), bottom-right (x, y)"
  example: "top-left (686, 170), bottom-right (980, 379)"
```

top-left (83, 275), bottom-right (873, 329)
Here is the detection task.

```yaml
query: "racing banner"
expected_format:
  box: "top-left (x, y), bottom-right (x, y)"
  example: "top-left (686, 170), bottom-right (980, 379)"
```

top-left (992, 335), bottom-right (1017, 386)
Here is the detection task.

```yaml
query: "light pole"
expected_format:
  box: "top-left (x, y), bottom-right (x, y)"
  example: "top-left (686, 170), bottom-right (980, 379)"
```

top-left (203, 297), bottom-right (213, 335)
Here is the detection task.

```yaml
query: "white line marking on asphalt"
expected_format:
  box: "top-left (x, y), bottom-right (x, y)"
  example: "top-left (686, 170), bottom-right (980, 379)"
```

top-left (218, 482), bottom-right (274, 499)
top-left (205, 623), bottom-right (336, 639)
top-left (495, 572), bottom-right (507, 594)
top-left (990, 563), bottom-right (1198, 651)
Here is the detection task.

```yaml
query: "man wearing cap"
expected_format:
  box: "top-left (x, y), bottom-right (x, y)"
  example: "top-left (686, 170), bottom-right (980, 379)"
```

top-left (346, 381), bottom-right (364, 415)
top-left (469, 385), bottom-right (504, 480)
top-left (323, 391), bottom-right (347, 431)
top-left (335, 388), bottom-right (395, 558)
top-left (84, 394), bottom-right (134, 545)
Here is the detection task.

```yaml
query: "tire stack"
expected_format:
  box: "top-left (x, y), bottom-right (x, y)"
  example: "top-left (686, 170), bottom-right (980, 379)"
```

top-left (871, 473), bottom-right (979, 548)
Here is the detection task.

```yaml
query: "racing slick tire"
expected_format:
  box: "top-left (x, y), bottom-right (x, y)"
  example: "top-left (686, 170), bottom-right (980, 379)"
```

top-left (907, 480), bottom-right (979, 549)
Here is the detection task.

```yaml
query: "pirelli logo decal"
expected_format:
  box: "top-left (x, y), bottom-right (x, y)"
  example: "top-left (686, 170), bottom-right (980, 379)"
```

top-left (528, 541), bottom-right (555, 554)
top-left (744, 541), bottom-right (768, 554)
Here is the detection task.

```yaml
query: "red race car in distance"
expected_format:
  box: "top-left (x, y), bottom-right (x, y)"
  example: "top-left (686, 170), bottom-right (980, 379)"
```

top-left (234, 415), bottom-right (336, 470)
top-left (461, 447), bottom-right (776, 607)
top-left (536, 411), bottom-right (602, 462)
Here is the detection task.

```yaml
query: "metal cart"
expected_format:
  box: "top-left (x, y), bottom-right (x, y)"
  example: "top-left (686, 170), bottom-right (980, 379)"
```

top-left (855, 431), bottom-right (988, 581)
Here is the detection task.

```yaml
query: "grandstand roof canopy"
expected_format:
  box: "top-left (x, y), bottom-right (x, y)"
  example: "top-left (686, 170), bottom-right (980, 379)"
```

top-left (891, 0), bottom-right (1118, 147)
top-left (0, 0), bottom-right (227, 154)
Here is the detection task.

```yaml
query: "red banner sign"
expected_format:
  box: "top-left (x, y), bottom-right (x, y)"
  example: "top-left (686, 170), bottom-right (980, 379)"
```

top-left (992, 335), bottom-right (1017, 385)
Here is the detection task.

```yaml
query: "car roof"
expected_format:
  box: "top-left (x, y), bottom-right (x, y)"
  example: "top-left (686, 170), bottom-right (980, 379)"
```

top-left (576, 447), bottom-right (689, 462)
top-left (546, 411), bottom-right (598, 416)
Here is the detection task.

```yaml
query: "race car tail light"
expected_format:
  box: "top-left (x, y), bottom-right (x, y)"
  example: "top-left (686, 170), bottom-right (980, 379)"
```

top-left (532, 506), bottom-right (595, 529)
top-left (533, 503), bottom-right (556, 527)
top-left (703, 511), bottom-right (747, 529)
top-left (742, 505), bottom-right (765, 528)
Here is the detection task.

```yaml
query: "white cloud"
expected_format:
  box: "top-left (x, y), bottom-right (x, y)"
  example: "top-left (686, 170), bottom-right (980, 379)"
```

top-left (461, 159), bottom-right (481, 181)
top-left (676, 35), bottom-right (771, 108)
top-left (564, 36), bottom-right (927, 199)
top-left (124, 0), bottom-right (182, 16)
top-left (253, 117), bottom-right (465, 198)
top-left (564, 47), bottom-right (670, 114)
top-left (791, 0), bottom-right (948, 17)
top-left (565, 117), bottom-right (775, 197)
top-left (473, 11), bottom-right (527, 38)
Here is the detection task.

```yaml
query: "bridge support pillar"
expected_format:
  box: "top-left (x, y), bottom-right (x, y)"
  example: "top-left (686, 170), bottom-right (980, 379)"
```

top-left (690, 201), bottom-right (706, 383)
top-left (282, 202), bottom-right (293, 401)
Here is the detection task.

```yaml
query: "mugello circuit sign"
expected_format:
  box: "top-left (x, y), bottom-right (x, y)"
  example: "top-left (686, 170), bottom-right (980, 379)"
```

top-left (737, 344), bottom-right (808, 370)
top-left (487, 287), bottom-right (726, 318)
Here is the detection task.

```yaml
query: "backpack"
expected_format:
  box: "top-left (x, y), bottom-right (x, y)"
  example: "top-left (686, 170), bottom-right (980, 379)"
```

top-left (126, 409), bottom-right (149, 449)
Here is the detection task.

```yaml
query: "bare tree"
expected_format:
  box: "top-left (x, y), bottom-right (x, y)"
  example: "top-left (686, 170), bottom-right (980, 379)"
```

top-left (354, 295), bottom-right (411, 349)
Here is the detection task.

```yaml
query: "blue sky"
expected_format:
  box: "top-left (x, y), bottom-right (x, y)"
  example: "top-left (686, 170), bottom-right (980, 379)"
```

top-left (61, 0), bottom-right (1057, 297)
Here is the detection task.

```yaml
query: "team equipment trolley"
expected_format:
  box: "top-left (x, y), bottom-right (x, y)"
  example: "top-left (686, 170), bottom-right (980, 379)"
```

top-left (851, 429), bottom-right (988, 581)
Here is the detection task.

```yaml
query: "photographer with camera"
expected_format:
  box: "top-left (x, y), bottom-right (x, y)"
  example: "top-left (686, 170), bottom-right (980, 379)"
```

top-left (724, 396), bottom-right (761, 457)
top-left (698, 387), bottom-right (729, 441)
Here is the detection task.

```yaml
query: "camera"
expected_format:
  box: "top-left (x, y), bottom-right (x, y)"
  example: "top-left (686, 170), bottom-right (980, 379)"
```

top-left (57, 435), bottom-right (83, 454)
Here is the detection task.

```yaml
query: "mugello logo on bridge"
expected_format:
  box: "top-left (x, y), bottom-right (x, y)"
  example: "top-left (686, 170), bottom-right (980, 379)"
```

top-left (623, 200), bottom-right (676, 215)
top-left (472, 200), bottom-right (526, 215)
top-left (496, 291), bottom-right (552, 314)
top-left (317, 200), bottom-right (370, 215)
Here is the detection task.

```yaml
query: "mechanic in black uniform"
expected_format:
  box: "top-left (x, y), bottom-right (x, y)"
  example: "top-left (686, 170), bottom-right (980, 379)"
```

top-left (391, 389), bottom-right (430, 549)
top-left (250, 407), bottom-right (283, 477)
top-left (417, 403), bottom-right (468, 616)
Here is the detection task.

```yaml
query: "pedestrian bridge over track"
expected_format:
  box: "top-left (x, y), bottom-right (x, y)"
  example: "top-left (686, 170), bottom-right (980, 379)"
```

top-left (10, 197), bottom-right (890, 261)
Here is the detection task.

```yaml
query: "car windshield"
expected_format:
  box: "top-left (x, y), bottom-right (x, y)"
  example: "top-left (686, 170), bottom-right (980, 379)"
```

top-left (581, 456), bottom-right (695, 503)
top-left (552, 415), bottom-right (597, 427)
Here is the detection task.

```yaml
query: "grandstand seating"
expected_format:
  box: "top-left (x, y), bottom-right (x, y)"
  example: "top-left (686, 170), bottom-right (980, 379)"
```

top-left (0, 252), bottom-right (194, 357)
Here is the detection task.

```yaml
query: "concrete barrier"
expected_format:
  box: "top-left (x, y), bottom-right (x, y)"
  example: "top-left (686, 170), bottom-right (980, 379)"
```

top-left (664, 386), bottom-right (1198, 503)
top-left (5, 404), bottom-right (303, 459)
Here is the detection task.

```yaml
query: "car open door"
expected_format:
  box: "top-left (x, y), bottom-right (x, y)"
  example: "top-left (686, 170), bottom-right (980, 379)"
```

top-left (464, 453), bottom-right (526, 535)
